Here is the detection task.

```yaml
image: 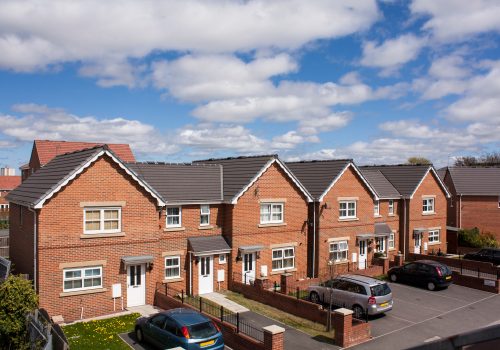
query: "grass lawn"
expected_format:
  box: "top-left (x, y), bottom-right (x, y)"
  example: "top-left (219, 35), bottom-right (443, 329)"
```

top-left (63, 313), bottom-right (141, 350)
top-left (223, 291), bottom-right (334, 343)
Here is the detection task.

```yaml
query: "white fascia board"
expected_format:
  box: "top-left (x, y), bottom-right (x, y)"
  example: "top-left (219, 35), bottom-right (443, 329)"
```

top-left (409, 167), bottom-right (451, 199)
top-left (34, 150), bottom-right (166, 209)
top-left (275, 158), bottom-right (313, 202)
top-left (318, 163), bottom-right (380, 202)
top-left (231, 158), bottom-right (276, 205)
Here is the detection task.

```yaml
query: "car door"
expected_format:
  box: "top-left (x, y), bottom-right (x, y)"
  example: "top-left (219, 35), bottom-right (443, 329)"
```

top-left (417, 263), bottom-right (433, 285)
top-left (331, 280), bottom-right (351, 308)
top-left (401, 263), bottom-right (419, 284)
top-left (163, 317), bottom-right (180, 348)
top-left (493, 251), bottom-right (500, 265)
top-left (146, 314), bottom-right (168, 348)
top-left (346, 282), bottom-right (366, 309)
top-left (320, 279), bottom-right (334, 303)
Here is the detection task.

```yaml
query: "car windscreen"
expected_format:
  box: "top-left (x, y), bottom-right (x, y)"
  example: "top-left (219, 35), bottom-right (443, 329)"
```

top-left (188, 321), bottom-right (218, 339)
top-left (370, 283), bottom-right (391, 296)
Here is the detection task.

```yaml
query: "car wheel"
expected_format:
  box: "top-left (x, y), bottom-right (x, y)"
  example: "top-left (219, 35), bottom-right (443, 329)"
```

top-left (390, 273), bottom-right (397, 282)
top-left (135, 327), bottom-right (144, 343)
top-left (309, 292), bottom-right (320, 304)
top-left (353, 305), bottom-right (364, 319)
top-left (427, 282), bottom-right (436, 291)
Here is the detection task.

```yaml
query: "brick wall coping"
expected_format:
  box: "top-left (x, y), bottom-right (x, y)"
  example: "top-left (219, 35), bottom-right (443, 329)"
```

top-left (334, 308), bottom-right (353, 316)
top-left (263, 325), bottom-right (285, 335)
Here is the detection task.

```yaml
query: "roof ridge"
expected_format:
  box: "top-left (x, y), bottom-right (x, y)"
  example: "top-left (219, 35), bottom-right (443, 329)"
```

top-left (129, 161), bottom-right (220, 167)
top-left (53, 144), bottom-right (107, 158)
top-left (194, 154), bottom-right (277, 162)
top-left (35, 139), bottom-right (130, 146)
top-left (361, 164), bottom-right (432, 168)
top-left (286, 158), bottom-right (352, 164)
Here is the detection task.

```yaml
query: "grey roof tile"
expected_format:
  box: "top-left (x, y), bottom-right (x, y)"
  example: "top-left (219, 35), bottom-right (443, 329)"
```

top-left (194, 155), bottom-right (276, 201)
top-left (360, 165), bottom-right (431, 197)
top-left (285, 159), bottom-right (352, 200)
top-left (359, 169), bottom-right (400, 199)
top-left (188, 235), bottom-right (231, 254)
top-left (127, 162), bottom-right (223, 203)
top-left (447, 167), bottom-right (500, 195)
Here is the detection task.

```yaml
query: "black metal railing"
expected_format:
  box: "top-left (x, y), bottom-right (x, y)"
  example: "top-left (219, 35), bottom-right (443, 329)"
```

top-left (159, 283), bottom-right (265, 343)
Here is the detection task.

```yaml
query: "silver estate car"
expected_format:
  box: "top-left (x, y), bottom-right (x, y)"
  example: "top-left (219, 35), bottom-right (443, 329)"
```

top-left (308, 274), bottom-right (393, 318)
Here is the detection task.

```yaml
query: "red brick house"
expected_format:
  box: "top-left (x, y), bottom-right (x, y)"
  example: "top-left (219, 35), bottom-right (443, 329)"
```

top-left (195, 156), bottom-right (313, 286)
top-left (287, 160), bottom-right (398, 278)
top-left (21, 140), bottom-right (135, 181)
top-left (441, 167), bottom-right (500, 241)
top-left (360, 165), bottom-right (451, 258)
top-left (0, 175), bottom-right (21, 213)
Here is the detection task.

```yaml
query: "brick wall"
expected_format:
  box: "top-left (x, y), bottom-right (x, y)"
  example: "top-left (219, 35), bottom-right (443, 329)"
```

top-left (317, 166), bottom-right (399, 273)
top-left (229, 163), bottom-right (309, 285)
top-left (460, 196), bottom-right (500, 241)
top-left (8, 203), bottom-right (35, 278)
top-left (407, 171), bottom-right (448, 255)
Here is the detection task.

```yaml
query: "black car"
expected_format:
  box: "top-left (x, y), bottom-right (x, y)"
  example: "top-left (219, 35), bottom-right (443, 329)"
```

top-left (388, 260), bottom-right (453, 291)
top-left (463, 248), bottom-right (500, 266)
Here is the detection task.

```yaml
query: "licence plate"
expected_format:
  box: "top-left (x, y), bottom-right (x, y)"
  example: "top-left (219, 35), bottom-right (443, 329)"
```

top-left (446, 276), bottom-right (451, 280)
top-left (200, 340), bottom-right (215, 347)
top-left (380, 302), bottom-right (389, 307)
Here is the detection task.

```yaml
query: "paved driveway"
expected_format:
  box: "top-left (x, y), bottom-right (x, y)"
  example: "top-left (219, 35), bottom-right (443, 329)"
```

top-left (351, 282), bottom-right (500, 349)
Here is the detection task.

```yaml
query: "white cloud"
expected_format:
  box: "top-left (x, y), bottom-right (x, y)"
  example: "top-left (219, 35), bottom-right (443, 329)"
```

top-left (284, 148), bottom-right (339, 162)
top-left (0, 104), bottom-right (179, 155)
top-left (360, 34), bottom-right (427, 72)
top-left (79, 59), bottom-right (148, 88)
top-left (271, 131), bottom-right (319, 150)
top-left (428, 55), bottom-right (470, 79)
top-left (0, 0), bottom-right (379, 73)
top-left (411, 0), bottom-right (500, 42)
top-left (298, 113), bottom-right (352, 135)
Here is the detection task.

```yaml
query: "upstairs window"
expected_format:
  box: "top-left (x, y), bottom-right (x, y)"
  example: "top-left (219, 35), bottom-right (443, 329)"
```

top-left (422, 198), bottom-right (435, 214)
top-left (388, 232), bottom-right (395, 249)
top-left (388, 200), bottom-right (394, 215)
top-left (339, 201), bottom-right (356, 219)
top-left (166, 207), bottom-right (182, 228)
top-left (84, 208), bottom-right (121, 234)
top-left (374, 200), bottom-right (380, 216)
top-left (200, 205), bottom-right (210, 226)
top-left (260, 203), bottom-right (283, 224)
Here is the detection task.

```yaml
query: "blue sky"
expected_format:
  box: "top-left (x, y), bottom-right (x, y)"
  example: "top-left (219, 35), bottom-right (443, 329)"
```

top-left (0, 0), bottom-right (499, 171)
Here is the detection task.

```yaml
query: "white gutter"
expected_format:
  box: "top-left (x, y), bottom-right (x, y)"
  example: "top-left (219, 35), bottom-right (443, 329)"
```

top-left (27, 207), bottom-right (37, 293)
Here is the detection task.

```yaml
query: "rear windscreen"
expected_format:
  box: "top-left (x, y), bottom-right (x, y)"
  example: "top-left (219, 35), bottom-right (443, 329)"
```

top-left (188, 321), bottom-right (218, 339)
top-left (437, 265), bottom-right (451, 275)
top-left (371, 283), bottom-right (391, 296)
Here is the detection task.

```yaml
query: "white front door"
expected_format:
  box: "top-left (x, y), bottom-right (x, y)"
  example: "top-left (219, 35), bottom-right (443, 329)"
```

top-left (198, 256), bottom-right (213, 295)
top-left (127, 264), bottom-right (145, 307)
top-left (414, 234), bottom-right (422, 253)
top-left (358, 240), bottom-right (367, 270)
top-left (242, 253), bottom-right (256, 284)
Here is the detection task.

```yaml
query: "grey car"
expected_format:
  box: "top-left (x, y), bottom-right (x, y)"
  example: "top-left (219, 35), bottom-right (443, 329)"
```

top-left (308, 274), bottom-right (393, 318)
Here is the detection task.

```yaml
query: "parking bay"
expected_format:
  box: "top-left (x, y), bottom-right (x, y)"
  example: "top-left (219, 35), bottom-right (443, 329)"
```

top-left (352, 282), bottom-right (500, 349)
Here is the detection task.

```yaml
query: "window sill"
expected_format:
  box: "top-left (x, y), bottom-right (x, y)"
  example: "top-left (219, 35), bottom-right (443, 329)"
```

top-left (428, 241), bottom-right (441, 246)
top-left (331, 260), bottom-right (349, 265)
top-left (258, 223), bottom-right (287, 228)
top-left (338, 218), bottom-right (359, 222)
top-left (374, 215), bottom-right (382, 218)
top-left (80, 233), bottom-right (125, 239)
top-left (198, 225), bottom-right (214, 230)
top-left (270, 268), bottom-right (297, 275)
top-left (388, 214), bottom-right (396, 217)
top-left (163, 277), bottom-right (184, 283)
top-left (422, 212), bottom-right (436, 216)
top-left (60, 288), bottom-right (107, 297)
top-left (164, 227), bottom-right (186, 232)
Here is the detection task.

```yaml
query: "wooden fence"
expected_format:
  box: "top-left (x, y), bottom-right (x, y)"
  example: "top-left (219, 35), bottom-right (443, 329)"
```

top-left (0, 236), bottom-right (8, 258)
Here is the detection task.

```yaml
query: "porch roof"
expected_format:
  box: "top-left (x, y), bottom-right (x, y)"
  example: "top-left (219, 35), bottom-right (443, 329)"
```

top-left (188, 235), bottom-right (231, 256)
top-left (238, 245), bottom-right (265, 253)
top-left (374, 223), bottom-right (392, 237)
top-left (121, 255), bottom-right (154, 265)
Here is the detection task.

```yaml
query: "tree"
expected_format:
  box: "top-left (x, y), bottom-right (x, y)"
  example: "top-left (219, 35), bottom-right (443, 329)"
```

top-left (0, 275), bottom-right (38, 349)
top-left (455, 152), bottom-right (500, 167)
top-left (407, 157), bottom-right (431, 165)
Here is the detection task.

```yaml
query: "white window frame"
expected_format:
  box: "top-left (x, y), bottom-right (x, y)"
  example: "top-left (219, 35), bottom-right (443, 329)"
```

top-left (329, 240), bottom-right (348, 262)
top-left (260, 203), bottom-right (284, 224)
top-left (63, 266), bottom-right (102, 292)
top-left (219, 254), bottom-right (226, 264)
top-left (422, 197), bottom-right (435, 214)
top-left (83, 207), bottom-right (121, 234)
top-left (428, 230), bottom-right (440, 243)
top-left (166, 206), bottom-right (182, 228)
top-left (339, 201), bottom-right (356, 219)
top-left (200, 205), bottom-right (210, 226)
top-left (388, 200), bottom-right (394, 215)
top-left (164, 256), bottom-right (181, 279)
top-left (388, 232), bottom-right (395, 250)
top-left (498, 196), bottom-right (500, 208)
top-left (374, 200), bottom-right (380, 216)
top-left (271, 247), bottom-right (295, 271)
top-left (375, 237), bottom-right (386, 253)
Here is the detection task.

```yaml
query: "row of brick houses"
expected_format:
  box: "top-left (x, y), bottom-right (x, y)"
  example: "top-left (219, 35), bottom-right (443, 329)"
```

top-left (7, 141), bottom-right (450, 322)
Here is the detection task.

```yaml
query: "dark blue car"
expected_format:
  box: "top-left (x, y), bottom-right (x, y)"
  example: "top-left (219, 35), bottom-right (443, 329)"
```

top-left (135, 308), bottom-right (224, 349)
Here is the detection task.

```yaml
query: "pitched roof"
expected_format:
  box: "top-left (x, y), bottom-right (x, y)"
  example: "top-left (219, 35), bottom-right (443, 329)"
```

top-left (0, 176), bottom-right (21, 190)
top-left (194, 155), bottom-right (312, 203)
top-left (285, 159), bottom-right (353, 200)
top-left (126, 162), bottom-right (223, 203)
top-left (7, 146), bottom-right (164, 208)
top-left (446, 167), bottom-right (500, 195)
top-left (359, 169), bottom-right (400, 199)
top-left (34, 140), bottom-right (136, 165)
top-left (188, 235), bottom-right (231, 255)
top-left (360, 164), bottom-right (450, 198)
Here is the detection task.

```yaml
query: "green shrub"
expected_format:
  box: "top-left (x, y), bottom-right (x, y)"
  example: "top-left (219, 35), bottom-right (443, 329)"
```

top-left (458, 228), bottom-right (499, 248)
top-left (0, 275), bottom-right (39, 349)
